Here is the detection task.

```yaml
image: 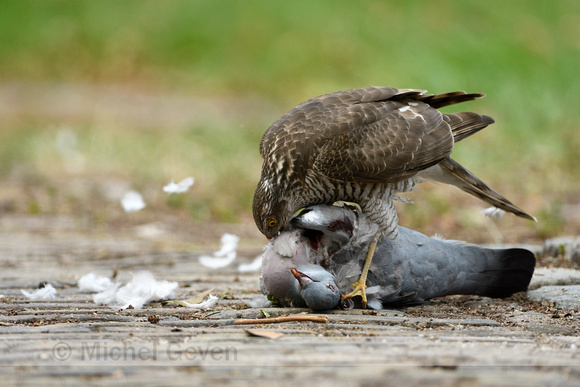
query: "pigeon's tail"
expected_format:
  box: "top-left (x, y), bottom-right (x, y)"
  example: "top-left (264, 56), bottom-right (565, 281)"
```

top-left (439, 245), bottom-right (536, 299)
top-left (421, 157), bottom-right (536, 222)
top-left (465, 247), bottom-right (536, 298)
top-left (373, 228), bottom-right (537, 306)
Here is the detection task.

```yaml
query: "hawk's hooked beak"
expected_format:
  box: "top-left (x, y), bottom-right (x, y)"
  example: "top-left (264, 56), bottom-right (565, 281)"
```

top-left (266, 230), bottom-right (282, 240)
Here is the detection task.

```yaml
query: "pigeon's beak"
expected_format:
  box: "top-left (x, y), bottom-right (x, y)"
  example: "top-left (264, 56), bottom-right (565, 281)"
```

top-left (290, 268), bottom-right (301, 279)
top-left (291, 268), bottom-right (313, 288)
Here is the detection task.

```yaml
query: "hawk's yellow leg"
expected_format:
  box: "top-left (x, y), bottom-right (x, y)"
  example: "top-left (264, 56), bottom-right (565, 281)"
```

top-left (341, 232), bottom-right (380, 308)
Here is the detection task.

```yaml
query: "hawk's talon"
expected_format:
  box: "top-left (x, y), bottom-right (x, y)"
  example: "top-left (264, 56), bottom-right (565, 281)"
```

top-left (341, 280), bottom-right (369, 308)
top-left (340, 232), bottom-right (380, 309)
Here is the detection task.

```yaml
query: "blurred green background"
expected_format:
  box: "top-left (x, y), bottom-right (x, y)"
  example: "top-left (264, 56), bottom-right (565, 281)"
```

top-left (0, 0), bottom-right (578, 242)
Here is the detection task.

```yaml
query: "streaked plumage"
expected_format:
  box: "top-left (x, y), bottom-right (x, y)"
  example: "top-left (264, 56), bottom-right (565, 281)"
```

top-left (260, 205), bottom-right (535, 311)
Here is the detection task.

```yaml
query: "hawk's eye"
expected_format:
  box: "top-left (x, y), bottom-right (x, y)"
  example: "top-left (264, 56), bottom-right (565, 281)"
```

top-left (268, 218), bottom-right (277, 228)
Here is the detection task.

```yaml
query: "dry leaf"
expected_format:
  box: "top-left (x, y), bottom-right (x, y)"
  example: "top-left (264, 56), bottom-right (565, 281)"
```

top-left (166, 288), bottom-right (215, 307)
top-left (245, 329), bottom-right (284, 339)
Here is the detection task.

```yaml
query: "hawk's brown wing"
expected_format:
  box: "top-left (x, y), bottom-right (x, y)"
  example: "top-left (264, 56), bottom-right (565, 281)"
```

top-left (260, 87), bottom-right (486, 184)
top-left (310, 87), bottom-right (455, 184)
top-left (260, 87), bottom-right (420, 159)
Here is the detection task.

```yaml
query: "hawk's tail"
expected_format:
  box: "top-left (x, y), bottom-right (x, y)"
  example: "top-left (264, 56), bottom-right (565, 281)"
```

top-left (429, 108), bottom-right (536, 221)
top-left (417, 91), bottom-right (485, 109)
top-left (432, 157), bottom-right (536, 221)
top-left (417, 90), bottom-right (495, 142)
top-left (446, 112), bottom-right (495, 143)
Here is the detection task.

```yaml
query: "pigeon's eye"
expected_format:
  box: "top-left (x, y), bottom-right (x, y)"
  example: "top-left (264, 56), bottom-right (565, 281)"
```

top-left (268, 218), bottom-right (277, 228)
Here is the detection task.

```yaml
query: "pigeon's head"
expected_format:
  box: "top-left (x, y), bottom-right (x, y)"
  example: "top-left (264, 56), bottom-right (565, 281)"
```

top-left (291, 265), bottom-right (341, 311)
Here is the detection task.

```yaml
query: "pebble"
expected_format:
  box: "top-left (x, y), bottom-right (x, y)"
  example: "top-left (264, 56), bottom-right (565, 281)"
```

top-left (529, 268), bottom-right (580, 290)
top-left (527, 285), bottom-right (580, 309)
top-left (542, 236), bottom-right (580, 264)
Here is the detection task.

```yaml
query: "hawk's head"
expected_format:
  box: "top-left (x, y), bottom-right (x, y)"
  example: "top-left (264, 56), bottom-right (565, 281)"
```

top-left (252, 177), bottom-right (292, 238)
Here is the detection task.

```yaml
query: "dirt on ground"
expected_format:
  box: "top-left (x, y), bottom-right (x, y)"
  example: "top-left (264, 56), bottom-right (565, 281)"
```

top-left (0, 211), bottom-right (579, 386)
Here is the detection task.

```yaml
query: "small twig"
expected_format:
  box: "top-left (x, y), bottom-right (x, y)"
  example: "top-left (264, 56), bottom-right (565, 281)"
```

top-left (233, 314), bottom-right (328, 325)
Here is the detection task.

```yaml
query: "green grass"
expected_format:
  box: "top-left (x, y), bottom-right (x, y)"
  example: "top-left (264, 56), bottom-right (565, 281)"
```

top-left (0, 0), bottom-right (578, 238)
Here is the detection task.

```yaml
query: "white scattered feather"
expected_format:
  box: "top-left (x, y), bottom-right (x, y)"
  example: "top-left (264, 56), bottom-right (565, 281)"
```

top-left (21, 284), bottom-right (57, 300)
top-left (180, 294), bottom-right (219, 309)
top-left (482, 207), bottom-right (506, 219)
top-left (244, 295), bottom-right (272, 308)
top-left (199, 233), bottom-right (240, 269)
top-left (213, 233), bottom-right (240, 256)
top-left (93, 282), bottom-right (121, 306)
top-left (78, 273), bottom-right (113, 293)
top-left (199, 254), bottom-right (236, 269)
top-left (93, 271), bottom-right (178, 310)
top-left (134, 222), bottom-right (168, 238)
top-left (121, 190), bottom-right (146, 213)
top-left (238, 255), bottom-right (263, 272)
top-left (163, 177), bottom-right (194, 194)
top-left (367, 299), bottom-right (383, 310)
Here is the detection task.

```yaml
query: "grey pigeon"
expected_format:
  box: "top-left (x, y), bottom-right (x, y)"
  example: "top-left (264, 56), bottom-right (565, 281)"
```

top-left (260, 204), bottom-right (535, 310)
